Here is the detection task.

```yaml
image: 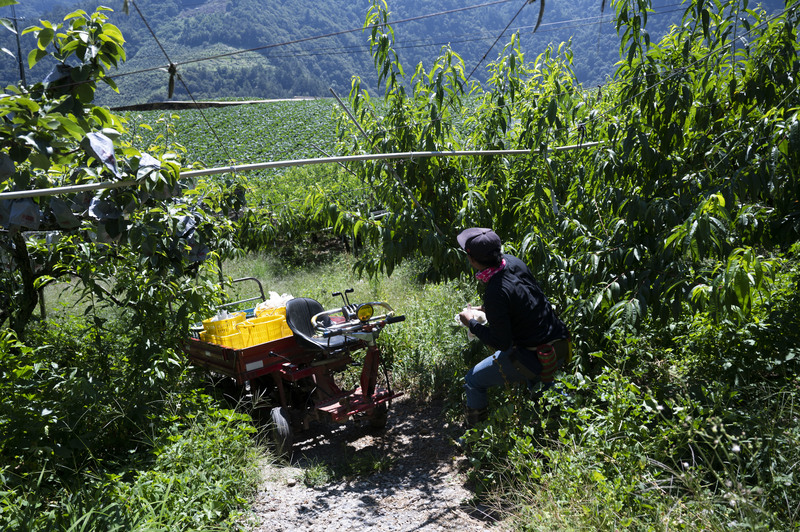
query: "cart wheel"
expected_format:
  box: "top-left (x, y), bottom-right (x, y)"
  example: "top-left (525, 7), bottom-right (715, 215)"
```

top-left (368, 403), bottom-right (388, 429)
top-left (270, 406), bottom-right (294, 455)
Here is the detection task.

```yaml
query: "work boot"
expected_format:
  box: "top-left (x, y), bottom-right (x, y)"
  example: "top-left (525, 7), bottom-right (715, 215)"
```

top-left (465, 406), bottom-right (488, 429)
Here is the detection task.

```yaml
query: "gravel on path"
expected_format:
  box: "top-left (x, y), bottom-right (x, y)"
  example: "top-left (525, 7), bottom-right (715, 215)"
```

top-left (244, 397), bottom-right (506, 532)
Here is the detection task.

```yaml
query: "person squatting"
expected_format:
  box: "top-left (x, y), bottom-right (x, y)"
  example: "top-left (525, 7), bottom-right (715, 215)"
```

top-left (456, 227), bottom-right (572, 428)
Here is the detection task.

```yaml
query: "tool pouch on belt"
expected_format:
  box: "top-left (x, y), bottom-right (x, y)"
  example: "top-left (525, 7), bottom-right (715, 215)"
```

top-left (536, 343), bottom-right (557, 384)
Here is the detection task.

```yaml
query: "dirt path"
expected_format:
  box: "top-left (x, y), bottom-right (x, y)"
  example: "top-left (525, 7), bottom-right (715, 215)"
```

top-left (244, 397), bottom-right (505, 531)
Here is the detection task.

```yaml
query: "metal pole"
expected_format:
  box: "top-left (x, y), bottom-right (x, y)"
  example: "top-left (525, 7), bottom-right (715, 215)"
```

top-left (11, 5), bottom-right (26, 86)
top-left (0, 179), bottom-right (138, 200)
top-left (0, 143), bottom-right (601, 200)
top-left (181, 144), bottom-right (601, 179)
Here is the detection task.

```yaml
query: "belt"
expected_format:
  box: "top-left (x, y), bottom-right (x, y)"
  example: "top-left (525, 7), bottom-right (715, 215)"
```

top-left (524, 338), bottom-right (572, 362)
top-left (512, 338), bottom-right (572, 383)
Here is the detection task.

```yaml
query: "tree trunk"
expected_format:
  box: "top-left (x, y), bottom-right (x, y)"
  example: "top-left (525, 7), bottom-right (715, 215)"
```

top-left (10, 232), bottom-right (39, 341)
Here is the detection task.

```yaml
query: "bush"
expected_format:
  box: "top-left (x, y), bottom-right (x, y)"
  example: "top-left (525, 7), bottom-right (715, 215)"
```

top-left (460, 295), bottom-right (800, 530)
top-left (0, 388), bottom-right (260, 531)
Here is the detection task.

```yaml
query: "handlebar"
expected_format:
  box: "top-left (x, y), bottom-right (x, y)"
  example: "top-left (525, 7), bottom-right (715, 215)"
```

top-left (321, 314), bottom-right (405, 337)
top-left (312, 301), bottom-right (395, 328)
top-left (314, 301), bottom-right (405, 338)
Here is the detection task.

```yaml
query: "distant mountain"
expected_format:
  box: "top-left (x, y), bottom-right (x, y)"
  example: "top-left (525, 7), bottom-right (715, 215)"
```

top-left (5, 0), bottom-right (79, 18)
top-left (0, 0), bottom-right (787, 106)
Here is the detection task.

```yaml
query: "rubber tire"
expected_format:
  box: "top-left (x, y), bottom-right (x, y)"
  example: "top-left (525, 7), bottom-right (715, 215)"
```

top-left (368, 402), bottom-right (388, 429)
top-left (270, 406), bottom-right (294, 455)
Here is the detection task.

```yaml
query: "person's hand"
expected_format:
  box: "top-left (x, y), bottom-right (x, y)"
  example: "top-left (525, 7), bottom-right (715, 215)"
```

top-left (458, 310), bottom-right (472, 326)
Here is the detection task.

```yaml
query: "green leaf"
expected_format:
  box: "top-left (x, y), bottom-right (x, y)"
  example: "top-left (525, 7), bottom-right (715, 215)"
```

top-left (54, 116), bottom-right (88, 140)
top-left (60, 39), bottom-right (80, 54)
top-left (733, 267), bottom-right (750, 306)
top-left (546, 99), bottom-right (557, 125)
top-left (64, 9), bottom-right (87, 20)
top-left (37, 28), bottom-right (54, 50)
top-left (92, 107), bottom-right (114, 127)
top-left (101, 23), bottom-right (124, 44)
top-left (28, 151), bottom-right (51, 170)
top-left (1, 17), bottom-right (15, 34)
top-left (27, 48), bottom-right (47, 69)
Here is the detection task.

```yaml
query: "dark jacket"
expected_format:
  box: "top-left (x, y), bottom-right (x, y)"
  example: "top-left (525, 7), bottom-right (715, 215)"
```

top-left (468, 254), bottom-right (569, 350)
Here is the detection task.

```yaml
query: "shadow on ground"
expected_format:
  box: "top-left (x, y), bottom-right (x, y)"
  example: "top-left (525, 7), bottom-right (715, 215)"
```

top-left (248, 396), bottom-right (503, 531)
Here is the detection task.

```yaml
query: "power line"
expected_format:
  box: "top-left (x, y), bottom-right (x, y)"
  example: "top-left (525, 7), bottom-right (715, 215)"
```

top-left (188, 4), bottom-right (685, 72)
top-left (98, 0), bottom-right (690, 110)
top-left (331, 1), bottom-right (795, 163)
top-left (161, 2), bottom-right (788, 173)
top-left (10, 0), bottom-right (788, 200)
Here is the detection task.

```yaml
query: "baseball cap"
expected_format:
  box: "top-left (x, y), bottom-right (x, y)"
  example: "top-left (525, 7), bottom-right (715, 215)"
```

top-left (457, 227), bottom-right (501, 262)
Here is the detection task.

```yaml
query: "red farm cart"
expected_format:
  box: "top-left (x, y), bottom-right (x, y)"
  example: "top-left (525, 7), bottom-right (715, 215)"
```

top-left (182, 279), bottom-right (404, 453)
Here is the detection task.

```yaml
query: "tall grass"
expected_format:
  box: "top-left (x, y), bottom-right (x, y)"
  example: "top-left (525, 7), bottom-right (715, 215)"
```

top-left (0, 388), bottom-right (263, 531)
top-left (219, 251), bottom-right (484, 400)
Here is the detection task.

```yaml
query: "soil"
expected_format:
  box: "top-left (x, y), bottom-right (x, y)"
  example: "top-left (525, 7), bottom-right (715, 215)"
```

top-left (242, 396), bottom-right (507, 532)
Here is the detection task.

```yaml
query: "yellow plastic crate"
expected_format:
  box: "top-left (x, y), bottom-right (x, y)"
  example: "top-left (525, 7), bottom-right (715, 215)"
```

top-left (250, 315), bottom-right (284, 342)
top-left (255, 305), bottom-right (286, 318)
top-left (213, 331), bottom-right (246, 349)
top-left (202, 311), bottom-right (246, 336)
top-left (238, 320), bottom-right (268, 347)
top-left (233, 315), bottom-right (290, 347)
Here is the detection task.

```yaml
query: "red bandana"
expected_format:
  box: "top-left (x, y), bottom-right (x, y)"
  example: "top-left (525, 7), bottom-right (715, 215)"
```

top-left (475, 259), bottom-right (506, 283)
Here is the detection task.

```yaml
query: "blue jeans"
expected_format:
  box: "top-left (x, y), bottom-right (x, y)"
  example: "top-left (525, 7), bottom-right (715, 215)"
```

top-left (464, 347), bottom-right (544, 410)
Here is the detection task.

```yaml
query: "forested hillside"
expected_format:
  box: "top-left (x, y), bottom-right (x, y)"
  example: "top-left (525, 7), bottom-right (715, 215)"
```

top-left (5, 0), bottom-right (783, 105)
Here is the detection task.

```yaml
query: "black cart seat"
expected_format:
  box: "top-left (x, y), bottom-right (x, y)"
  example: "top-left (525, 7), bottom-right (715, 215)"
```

top-left (285, 297), bottom-right (362, 353)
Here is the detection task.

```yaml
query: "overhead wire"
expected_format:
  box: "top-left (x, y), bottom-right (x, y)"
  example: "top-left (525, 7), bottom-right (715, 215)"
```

top-left (12, 2), bottom-right (786, 204)
top-left (159, 1), bottom-right (800, 216)
top-left (254, 1), bottom-right (684, 153)
top-left (2, 1), bottom-right (790, 259)
top-left (170, 3), bottom-right (684, 63)
top-left (107, 0), bottom-right (516, 82)
top-left (99, 0), bottom-right (686, 120)
top-left (40, 0), bottom-right (681, 118)
top-left (466, 0), bottom-right (532, 83)
top-left (127, 0), bottom-right (238, 169)
top-left (155, 0), bottom-right (779, 168)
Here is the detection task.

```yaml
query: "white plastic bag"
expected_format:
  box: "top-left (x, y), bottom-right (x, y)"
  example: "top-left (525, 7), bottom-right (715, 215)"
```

top-left (255, 291), bottom-right (293, 315)
top-left (455, 306), bottom-right (487, 341)
top-left (212, 309), bottom-right (231, 322)
top-left (83, 131), bottom-right (120, 177)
